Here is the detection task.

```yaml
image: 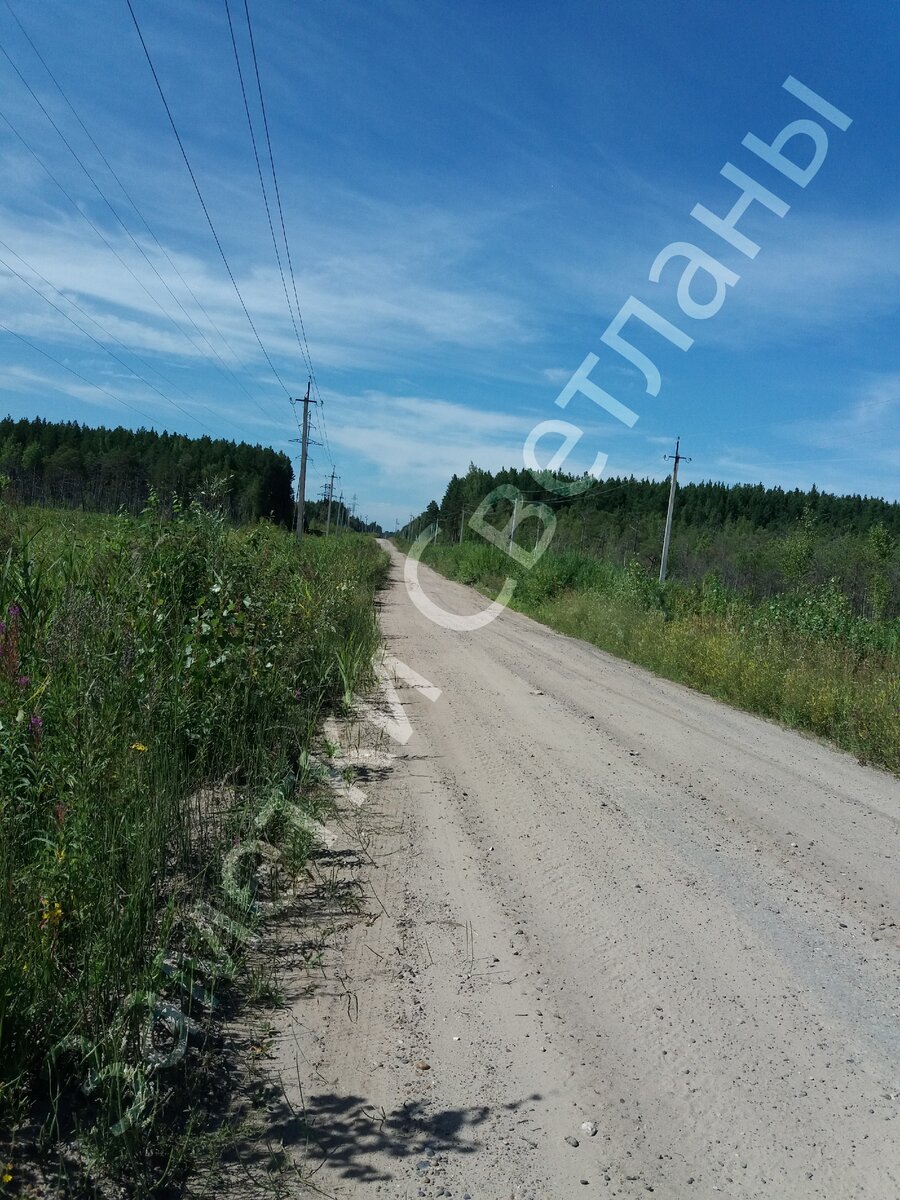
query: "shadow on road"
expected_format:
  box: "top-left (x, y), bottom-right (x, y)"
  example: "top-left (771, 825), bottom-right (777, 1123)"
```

top-left (253, 1089), bottom-right (541, 1183)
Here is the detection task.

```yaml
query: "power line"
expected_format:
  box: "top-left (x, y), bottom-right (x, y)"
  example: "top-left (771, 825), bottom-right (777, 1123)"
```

top-left (0, 31), bottom-right (274, 421)
top-left (2, 0), bottom-right (275, 406)
top-left (0, 102), bottom-right (281, 428)
top-left (0, 238), bottom-right (253, 436)
top-left (0, 246), bottom-right (216, 432)
top-left (242, 0), bottom-right (315, 383)
top-left (314, 396), bottom-right (335, 470)
top-left (125, 0), bottom-right (291, 403)
top-left (0, 319), bottom-right (157, 424)
top-left (242, 0), bottom-right (335, 468)
top-left (309, 405), bottom-right (333, 470)
top-left (223, 0), bottom-right (309, 377)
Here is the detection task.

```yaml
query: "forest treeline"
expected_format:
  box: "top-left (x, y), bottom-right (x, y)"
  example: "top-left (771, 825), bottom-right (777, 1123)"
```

top-left (403, 463), bottom-right (899, 617)
top-left (0, 416), bottom-right (294, 523)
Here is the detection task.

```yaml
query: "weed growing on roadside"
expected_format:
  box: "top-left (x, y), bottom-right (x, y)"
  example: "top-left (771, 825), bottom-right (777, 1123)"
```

top-left (0, 501), bottom-right (386, 1192)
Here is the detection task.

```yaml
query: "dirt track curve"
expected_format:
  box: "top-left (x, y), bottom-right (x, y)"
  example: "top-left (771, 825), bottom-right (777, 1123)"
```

top-left (276, 541), bottom-right (899, 1200)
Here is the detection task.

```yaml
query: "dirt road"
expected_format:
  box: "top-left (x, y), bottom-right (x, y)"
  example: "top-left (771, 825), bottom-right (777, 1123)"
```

top-left (276, 542), bottom-right (899, 1199)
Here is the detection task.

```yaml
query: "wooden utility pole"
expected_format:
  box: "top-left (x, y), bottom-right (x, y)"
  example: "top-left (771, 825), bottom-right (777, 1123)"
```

top-left (459, 508), bottom-right (466, 543)
top-left (659, 437), bottom-right (690, 584)
top-left (292, 381), bottom-right (313, 540)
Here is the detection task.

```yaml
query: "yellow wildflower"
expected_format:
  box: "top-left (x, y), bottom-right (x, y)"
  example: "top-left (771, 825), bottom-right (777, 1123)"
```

top-left (130, 742), bottom-right (148, 752)
top-left (55, 848), bottom-right (66, 864)
top-left (39, 898), bottom-right (63, 929)
top-left (2, 1163), bottom-right (12, 1185)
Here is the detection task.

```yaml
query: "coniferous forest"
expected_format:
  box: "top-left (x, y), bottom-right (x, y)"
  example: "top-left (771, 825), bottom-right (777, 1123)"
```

top-left (0, 416), bottom-right (294, 523)
top-left (402, 463), bottom-right (900, 617)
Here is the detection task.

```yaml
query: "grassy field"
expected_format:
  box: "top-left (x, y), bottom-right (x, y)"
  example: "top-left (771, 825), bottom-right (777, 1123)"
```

top-left (0, 497), bottom-right (386, 1193)
top-left (399, 538), bottom-right (900, 775)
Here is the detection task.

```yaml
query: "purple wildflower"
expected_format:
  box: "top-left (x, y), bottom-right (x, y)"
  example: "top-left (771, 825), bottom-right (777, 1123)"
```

top-left (29, 714), bottom-right (43, 738)
top-left (16, 675), bottom-right (30, 688)
top-left (8, 604), bottom-right (20, 619)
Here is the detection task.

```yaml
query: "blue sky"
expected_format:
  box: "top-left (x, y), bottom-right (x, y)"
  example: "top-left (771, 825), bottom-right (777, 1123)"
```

top-left (0, 0), bottom-right (896, 528)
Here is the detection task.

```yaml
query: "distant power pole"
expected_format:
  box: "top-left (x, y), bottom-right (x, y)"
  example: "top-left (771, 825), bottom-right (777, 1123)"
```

top-left (659, 437), bottom-right (691, 584)
top-left (459, 508), bottom-right (466, 543)
top-left (291, 381), bottom-right (313, 540)
top-left (324, 469), bottom-right (336, 535)
top-left (508, 494), bottom-right (519, 552)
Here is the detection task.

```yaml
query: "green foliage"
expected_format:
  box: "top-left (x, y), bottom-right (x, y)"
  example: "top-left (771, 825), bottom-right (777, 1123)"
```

top-left (865, 522), bottom-right (896, 622)
top-left (0, 503), bottom-right (385, 1190)
top-left (779, 504), bottom-right (818, 587)
top-left (404, 462), bottom-right (900, 619)
top-left (0, 415), bottom-right (295, 523)
top-left (620, 557), bottom-right (663, 610)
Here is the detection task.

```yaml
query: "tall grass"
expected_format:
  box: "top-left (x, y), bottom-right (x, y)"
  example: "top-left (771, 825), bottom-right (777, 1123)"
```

top-left (400, 538), bottom-right (899, 774)
top-left (0, 498), bottom-right (386, 1191)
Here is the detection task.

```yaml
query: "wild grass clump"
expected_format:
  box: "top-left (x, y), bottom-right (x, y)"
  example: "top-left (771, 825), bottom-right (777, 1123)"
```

top-left (399, 538), bottom-right (899, 773)
top-left (0, 496), bottom-right (386, 1191)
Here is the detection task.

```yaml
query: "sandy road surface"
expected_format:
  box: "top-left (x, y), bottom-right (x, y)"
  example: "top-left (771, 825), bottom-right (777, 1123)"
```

top-left (277, 542), bottom-right (899, 1199)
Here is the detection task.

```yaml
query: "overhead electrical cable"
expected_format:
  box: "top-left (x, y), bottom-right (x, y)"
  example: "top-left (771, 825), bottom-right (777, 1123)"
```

top-left (0, 319), bottom-right (157, 423)
top-left (0, 236), bottom-right (249, 435)
top-left (0, 247), bottom-right (217, 432)
top-left (0, 103), bottom-right (278, 425)
top-left (2, 0), bottom-right (276, 406)
top-left (242, 0), bottom-right (316, 378)
top-left (310, 406), bottom-right (333, 472)
top-left (242, 0), bottom-right (335, 468)
top-left (223, 0), bottom-right (308, 377)
top-left (0, 36), bottom-right (277, 420)
top-left (125, 0), bottom-right (292, 402)
top-left (312, 384), bottom-right (334, 469)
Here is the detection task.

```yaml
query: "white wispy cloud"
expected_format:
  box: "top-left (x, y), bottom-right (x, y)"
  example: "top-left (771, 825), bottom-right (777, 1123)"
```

top-left (324, 389), bottom-right (532, 491)
top-left (783, 371), bottom-right (900, 463)
top-left (719, 212), bottom-right (900, 333)
top-left (625, 209), bottom-right (900, 353)
top-left (699, 374), bottom-right (900, 500)
top-left (0, 182), bottom-right (532, 383)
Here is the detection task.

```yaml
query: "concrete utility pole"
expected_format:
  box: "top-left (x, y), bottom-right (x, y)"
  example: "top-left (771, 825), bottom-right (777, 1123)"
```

top-left (324, 469), bottom-right (336, 535)
top-left (659, 437), bottom-right (691, 584)
top-left (291, 381), bottom-right (313, 540)
top-left (508, 495), bottom-right (519, 552)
